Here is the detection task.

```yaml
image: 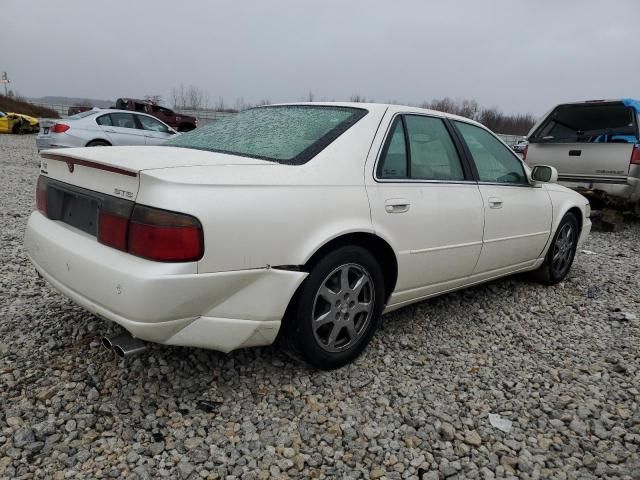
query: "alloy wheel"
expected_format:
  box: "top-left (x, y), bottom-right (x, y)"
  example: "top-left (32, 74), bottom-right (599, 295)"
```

top-left (311, 263), bottom-right (375, 353)
top-left (551, 223), bottom-right (575, 276)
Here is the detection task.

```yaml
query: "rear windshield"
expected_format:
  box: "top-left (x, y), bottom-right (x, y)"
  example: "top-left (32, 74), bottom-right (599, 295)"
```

top-left (68, 110), bottom-right (99, 120)
top-left (531, 103), bottom-right (638, 144)
top-left (166, 105), bottom-right (368, 164)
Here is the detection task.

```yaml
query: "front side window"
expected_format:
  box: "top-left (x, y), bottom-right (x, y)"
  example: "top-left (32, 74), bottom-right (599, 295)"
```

top-left (378, 115), bottom-right (465, 181)
top-left (138, 115), bottom-right (169, 132)
top-left (167, 105), bottom-right (367, 164)
top-left (455, 121), bottom-right (526, 184)
top-left (110, 113), bottom-right (137, 129)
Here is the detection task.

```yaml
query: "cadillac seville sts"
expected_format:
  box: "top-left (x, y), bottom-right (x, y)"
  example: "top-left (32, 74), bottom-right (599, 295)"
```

top-left (25, 103), bottom-right (591, 369)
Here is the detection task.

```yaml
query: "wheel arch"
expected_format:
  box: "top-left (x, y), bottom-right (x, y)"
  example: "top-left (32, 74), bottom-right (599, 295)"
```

top-left (85, 138), bottom-right (112, 146)
top-left (566, 206), bottom-right (583, 232)
top-left (302, 232), bottom-right (398, 303)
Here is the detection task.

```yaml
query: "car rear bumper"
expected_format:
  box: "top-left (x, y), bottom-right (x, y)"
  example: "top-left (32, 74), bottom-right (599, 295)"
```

top-left (558, 176), bottom-right (640, 204)
top-left (24, 212), bottom-right (307, 352)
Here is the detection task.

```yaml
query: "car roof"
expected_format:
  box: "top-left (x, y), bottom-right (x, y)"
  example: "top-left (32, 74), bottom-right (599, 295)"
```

top-left (265, 102), bottom-right (484, 127)
top-left (69, 109), bottom-right (170, 124)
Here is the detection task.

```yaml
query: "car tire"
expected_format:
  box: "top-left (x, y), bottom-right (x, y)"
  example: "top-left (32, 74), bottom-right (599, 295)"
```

top-left (280, 246), bottom-right (385, 370)
top-left (86, 140), bottom-right (110, 147)
top-left (11, 122), bottom-right (23, 135)
top-left (534, 212), bottom-right (579, 285)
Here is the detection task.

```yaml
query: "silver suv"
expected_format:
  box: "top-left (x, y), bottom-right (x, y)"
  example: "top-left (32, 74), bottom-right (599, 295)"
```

top-left (525, 99), bottom-right (640, 213)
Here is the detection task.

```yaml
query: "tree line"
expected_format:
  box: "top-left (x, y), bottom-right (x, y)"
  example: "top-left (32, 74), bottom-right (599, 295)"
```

top-left (159, 86), bottom-right (537, 135)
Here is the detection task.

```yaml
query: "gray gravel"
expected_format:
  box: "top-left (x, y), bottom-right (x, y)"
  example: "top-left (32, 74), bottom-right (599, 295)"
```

top-left (1, 133), bottom-right (639, 479)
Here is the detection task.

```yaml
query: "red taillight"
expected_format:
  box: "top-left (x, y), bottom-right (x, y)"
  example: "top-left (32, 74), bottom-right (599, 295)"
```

top-left (127, 205), bottom-right (203, 262)
top-left (631, 145), bottom-right (640, 165)
top-left (522, 144), bottom-right (528, 161)
top-left (36, 176), bottom-right (48, 215)
top-left (51, 123), bottom-right (70, 133)
top-left (97, 211), bottom-right (129, 251)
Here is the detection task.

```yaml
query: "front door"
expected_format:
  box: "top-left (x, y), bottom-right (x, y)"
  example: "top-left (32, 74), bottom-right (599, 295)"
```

top-left (366, 112), bottom-right (485, 305)
top-left (453, 120), bottom-right (553, 273)
top-left (136, 114), bottom-right (174, 145)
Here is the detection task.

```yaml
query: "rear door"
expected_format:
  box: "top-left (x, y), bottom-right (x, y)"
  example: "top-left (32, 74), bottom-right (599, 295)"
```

top-left (527, 102), bottom-right (638, 184)
top-left (366, 112), bottom-right (485, 304)
top-left (136, 114), bottom-right (175, 145)
top-left (98, 113), bottom-right (146, 146)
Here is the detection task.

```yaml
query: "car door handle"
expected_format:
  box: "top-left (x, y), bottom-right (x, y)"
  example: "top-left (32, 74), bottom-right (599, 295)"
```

top-left (385, 199), bottom-right (410, 213)
top-left (488, 197), bottom-right (503, 209)
top-left (104, 129), bottom-right (116, 133)
top-left (569, 150), bottom-right (582, 156)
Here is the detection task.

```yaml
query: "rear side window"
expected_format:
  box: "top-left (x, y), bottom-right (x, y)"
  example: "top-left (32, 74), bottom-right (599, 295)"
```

top-left (378, 118), bottom-right (408, 178)
top-left (455, 121), bottom-right (527, 184)
top-left (96, 114), bottom-right (112, 126)
top-left (110, 113), bottom-right (137, 129)
top-left (378, 115), bottom-right (465, 181)
top-left (532, 103), bottom-right (638, 144)
top-left (167, 105), bottom-right (367, 164)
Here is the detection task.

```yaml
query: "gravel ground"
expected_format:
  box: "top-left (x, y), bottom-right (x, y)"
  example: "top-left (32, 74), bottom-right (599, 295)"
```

top-left (1, 134), bottom-right (639, 480)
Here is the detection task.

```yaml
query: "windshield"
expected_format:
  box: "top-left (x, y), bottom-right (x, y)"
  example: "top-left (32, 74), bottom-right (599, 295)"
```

top-left (166, 105), bottom-right (367, 164)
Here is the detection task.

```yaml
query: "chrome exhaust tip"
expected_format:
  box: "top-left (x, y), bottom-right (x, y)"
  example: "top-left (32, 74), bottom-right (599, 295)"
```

top-left (101, 332), bottom-right (147, 358)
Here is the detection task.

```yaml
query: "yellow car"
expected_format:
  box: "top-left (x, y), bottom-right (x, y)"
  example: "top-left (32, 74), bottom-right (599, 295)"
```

top-left (0, 111), bottom-right (39, 134)
top-left (0, 111), bottom-right (22, 134)
top-left (9, 112), bottom-right (39, 133)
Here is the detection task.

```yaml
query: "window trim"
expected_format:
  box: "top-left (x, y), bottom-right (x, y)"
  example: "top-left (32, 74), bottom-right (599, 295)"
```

top-left (374, 112), bottom-right (476, 184)
top-left (451, 119), bottom-right (532, 188)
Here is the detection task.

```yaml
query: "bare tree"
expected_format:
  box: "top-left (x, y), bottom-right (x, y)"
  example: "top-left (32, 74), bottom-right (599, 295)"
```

top-left (307, 91), bottom-right (315, 102)
top-left (349, 94), bottom-right (367, 103)
top-left (171, 84), bottom-right (208, 110)
top-left (420, 97), bottom-right (534, 135)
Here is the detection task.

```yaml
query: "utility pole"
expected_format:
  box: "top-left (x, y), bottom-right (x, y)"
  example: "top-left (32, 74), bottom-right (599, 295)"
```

top-left (1, 72), bottom-right (10, 96)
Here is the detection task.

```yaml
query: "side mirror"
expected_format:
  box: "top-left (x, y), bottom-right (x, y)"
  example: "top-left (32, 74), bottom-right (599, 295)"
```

top-left (531, 165), bottom-right (558, 183)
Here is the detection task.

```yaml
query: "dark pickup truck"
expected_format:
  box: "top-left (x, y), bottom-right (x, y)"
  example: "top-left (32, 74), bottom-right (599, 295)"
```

top-left (115, 98), bottom-right (197, 132)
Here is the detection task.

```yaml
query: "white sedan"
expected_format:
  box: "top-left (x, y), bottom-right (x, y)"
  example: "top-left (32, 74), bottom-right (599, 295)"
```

top-left (25, 103), bottom-right (591, 369)
top-left (36, 109), bottom-right (178, 151)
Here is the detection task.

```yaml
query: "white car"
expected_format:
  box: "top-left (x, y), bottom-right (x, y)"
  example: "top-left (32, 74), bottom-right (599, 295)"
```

top-left (25, 103), bottom-right (591, 369)
top-left (36, 109), bottom-right (178, 151)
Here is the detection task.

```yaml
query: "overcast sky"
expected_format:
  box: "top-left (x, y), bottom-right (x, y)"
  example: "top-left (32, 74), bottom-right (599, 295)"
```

top-left (2, 0), bottom-right (638, 116)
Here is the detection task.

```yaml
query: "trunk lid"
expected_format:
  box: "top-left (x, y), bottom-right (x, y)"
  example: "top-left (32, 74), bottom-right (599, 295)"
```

top-left (40, 146), bottom-right (274, 201)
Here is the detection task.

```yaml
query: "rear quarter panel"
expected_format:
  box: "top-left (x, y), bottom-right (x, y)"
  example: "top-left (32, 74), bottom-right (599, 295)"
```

top-left (136, 106), bottom-right (386, 273)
